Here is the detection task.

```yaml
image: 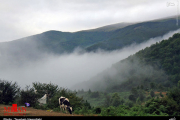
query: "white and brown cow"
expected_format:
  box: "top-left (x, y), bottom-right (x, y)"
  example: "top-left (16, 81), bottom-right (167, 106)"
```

top-left (59, 96), bottom-right (73, 114)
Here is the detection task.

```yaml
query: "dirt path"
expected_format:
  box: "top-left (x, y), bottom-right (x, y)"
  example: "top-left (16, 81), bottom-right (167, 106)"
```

top-left (0, 104), bottom-right (84, 116)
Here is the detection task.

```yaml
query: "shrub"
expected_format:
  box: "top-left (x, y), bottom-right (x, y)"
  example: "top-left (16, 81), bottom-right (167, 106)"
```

top-left (100, 106), bottom-right (116, 116)
top-left (125, 101), bottom-right (134, 108)
top-left (93, 107), bottom-right (101, 114)
top-left (144, 97), bottom-right (180, 116)
top-left (53, 107), bottom-right (60, 112)
top-left (161, 96), bottom-right (179, 115)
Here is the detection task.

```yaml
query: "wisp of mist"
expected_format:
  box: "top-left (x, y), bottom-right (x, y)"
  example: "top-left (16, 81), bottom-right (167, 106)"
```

top-left (0, 28), bottom-right (180, 90)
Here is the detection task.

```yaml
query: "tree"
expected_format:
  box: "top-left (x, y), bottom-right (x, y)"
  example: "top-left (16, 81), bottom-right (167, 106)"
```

top-left (125, 100), bottom-right (134, 108)
top-left (131, 87), bottom-right (138, 96)
top-left (81, 89), bottom-right (84, 93)
top-left (32, 82), bottom-right (58, 104)
top-left (167, 86), bottom-right (180, 104)
top-left (140, 85), bottom-right (144, 90)
top-left (104, 95), bottom-right (111, 107)
top-left (83, 100), bottom-right (91, 109)
top-left (161, 96), bottom-right (179, 115)
top-left (136, 97), bottom-right (141, 104)
top-left (90, 91), bottom-right (99, 98)
top-left (0, 80), bottom-right (20, 104)
top-left (160, 92), bottom-right (164, 97)
top-left (111, 93), bottom-right (121, 107)
top-left (128, 94), bottom-right (136, 102)
top-left (178, 80), bottom-right (180, 88)
top-left (158, 84), bottom-right (163, 91)
top-left (145, 96), bottom-right (179, 115)
top-left (88, 89), bottom-right (91, 94)
top-left (112, 97), bottom-right (121, 107)
top-left (150, 82), bottom-right (155, 89)
top-left (150, 90), bottom-right (155, 97)
top-left (20, 85), bottom-right (39, 107)
top-left (139, 91), bottom-right (145, 101)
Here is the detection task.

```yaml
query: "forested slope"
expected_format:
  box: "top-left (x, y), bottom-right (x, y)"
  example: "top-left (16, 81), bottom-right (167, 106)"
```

top-left (72, 33), bottom-right (180, 92)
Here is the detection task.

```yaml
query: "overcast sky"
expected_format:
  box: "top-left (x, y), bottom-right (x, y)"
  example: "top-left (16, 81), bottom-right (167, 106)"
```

top-left (0, 0), bottom-right (178, 42)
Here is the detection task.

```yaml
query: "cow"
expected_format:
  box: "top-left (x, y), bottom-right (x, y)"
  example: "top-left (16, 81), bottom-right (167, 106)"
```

top-left (59, 96), bottom-right (73, 115)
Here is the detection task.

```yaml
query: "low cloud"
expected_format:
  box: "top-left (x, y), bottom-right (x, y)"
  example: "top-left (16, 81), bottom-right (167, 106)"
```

top-left (0, 28), bottom-right (179, 90)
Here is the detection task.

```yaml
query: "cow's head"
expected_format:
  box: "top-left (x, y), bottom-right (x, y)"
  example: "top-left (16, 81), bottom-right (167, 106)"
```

top-left (67, 106), bottom-right (73, 114)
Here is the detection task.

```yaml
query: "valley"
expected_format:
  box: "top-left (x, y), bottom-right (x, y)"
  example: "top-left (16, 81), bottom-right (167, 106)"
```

top-left (1, 16), bottom-right (180, 116)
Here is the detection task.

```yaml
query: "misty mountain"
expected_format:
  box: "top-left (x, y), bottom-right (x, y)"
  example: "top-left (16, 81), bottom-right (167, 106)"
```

top-left (71, 33), bottom-right (180, 92)
top-left (0, 16), bottom-right (180, 64)
top-left (86, 18), bottom-right (180, 51)
top-left (84, 22), bottom-right (135, 32)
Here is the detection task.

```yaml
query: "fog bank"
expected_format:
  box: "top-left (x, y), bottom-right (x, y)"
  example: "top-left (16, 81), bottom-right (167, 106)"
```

top-left (0, 29), bottom-right (180, 90)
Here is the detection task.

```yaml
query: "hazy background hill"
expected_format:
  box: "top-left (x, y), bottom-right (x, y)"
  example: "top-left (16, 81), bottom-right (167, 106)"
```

top-left (0, 17), bottom-right (179, 62)
top-left (84, 22), bottom-right (135, 32)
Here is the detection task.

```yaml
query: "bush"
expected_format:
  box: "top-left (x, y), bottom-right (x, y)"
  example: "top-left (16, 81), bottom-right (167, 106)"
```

top-left (103, 106), bottom-right (116, 116)
top-left (93, 107), bottom-right (101, 114)
top-left (77, 106), bottom-right (89, 115)
top-left (100, 105), bottom-right (131, 116)
top-left (125, 101), bottom-right (134, 108)
top-left (144, 97), bottom-right (180, 116)
top-left (33, 104), bottom-right (49, 110)
top-left (161, 96), bottom-right (179, 115)
top-left (73, 109), bottom-right (80, 114)
top-left (53, 107), bottom-right (60, 112)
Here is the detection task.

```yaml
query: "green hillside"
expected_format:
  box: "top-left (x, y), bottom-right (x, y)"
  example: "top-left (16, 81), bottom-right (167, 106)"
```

top-left (72, 33), bottom-right (180, 93)
top-left (86, 18), bottom-right (180, 51)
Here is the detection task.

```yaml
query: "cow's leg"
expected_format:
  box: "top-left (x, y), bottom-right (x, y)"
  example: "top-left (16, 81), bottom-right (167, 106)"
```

top-left (64, 105), bottom-right (67, 113)
top-left (65, 106), bottom-right (67, 113)
top-left (60, 105), bottom-right (62, 111)
top-left (60, 105), bottom-right (64, 112)
top-left (60, 104), bottom-right (62, 110)
top-left (63, 104), bottom-right (65, 111)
